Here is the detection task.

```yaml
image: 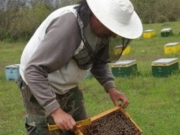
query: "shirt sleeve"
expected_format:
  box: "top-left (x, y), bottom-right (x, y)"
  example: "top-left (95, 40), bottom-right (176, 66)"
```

top-left (24, 12), bottom-right (81, 114)
top-left (90, 41), bottom-right (116, 93)
top-left (90, 63), bottom-right (116, 92)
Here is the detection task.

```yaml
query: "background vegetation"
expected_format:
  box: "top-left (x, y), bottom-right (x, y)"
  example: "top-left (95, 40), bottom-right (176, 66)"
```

top-left (131, 0), bottom-right (180, 23)
top-left (0, 0), bottom-right (180, 41)
top-left (0, 21), bottom-right (180, 134)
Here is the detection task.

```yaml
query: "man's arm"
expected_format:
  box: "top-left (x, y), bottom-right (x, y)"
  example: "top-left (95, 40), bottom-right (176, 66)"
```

top-left (91, 63), bottom-right (129, 108)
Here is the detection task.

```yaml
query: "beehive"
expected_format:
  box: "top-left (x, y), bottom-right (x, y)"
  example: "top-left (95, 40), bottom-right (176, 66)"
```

top-left (75, 106), bottom-right (142, 135)
top-left (152, 58), bottom-right (179, 77)
top-left (143, 29), bottom-right (156, 39)
top-left (164, 42), bottom-right (180, 54)
top-left (161, 28), bottom-right (173, 37)
top-left (111, 60), bottom-right (137, 77)
top-left (5, 64), bottom-right (20, 81)
top-left (114, 45), bottom-right (130, 56)
top-left (85, 72), bottom-right (92, 79)
top-left (122, 46), bottom-right (131, 55)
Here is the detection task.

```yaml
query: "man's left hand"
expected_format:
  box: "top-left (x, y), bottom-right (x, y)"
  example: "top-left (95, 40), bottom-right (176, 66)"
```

top-left (107, 88), bottom-right (129, 108)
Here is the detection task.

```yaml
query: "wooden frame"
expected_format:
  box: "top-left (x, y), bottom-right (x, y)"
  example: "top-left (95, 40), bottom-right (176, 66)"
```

top-left (74, 106), bottom-right (142, 135)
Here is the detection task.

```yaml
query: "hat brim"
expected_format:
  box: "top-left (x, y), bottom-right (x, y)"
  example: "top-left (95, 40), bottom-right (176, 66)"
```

top-left (87, 0), bottom-right (143, 39)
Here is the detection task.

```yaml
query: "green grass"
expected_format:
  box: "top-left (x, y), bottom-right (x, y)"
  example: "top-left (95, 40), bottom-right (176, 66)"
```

top-left (0, 22), bottom-right (180, 135)
top-left (0, 42), bottom-right (26, 135)
top-left (81, 76), bottom-right (180, 135)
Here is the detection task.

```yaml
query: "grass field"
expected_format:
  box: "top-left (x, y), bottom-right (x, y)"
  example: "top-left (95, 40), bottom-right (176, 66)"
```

top-left (0, 21), bottom-right (180, 135)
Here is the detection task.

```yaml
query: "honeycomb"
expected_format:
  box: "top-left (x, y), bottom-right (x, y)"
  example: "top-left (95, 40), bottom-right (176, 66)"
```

top-left (76, 107), bottom-right (142, 135)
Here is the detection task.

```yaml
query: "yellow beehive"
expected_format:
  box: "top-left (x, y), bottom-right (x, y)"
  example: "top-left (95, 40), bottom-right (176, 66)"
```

top-left (143, 29), bottom-right (156, 39)
top-left (152, 29), bottom-right (156, 36)
top-left (164, 42), bottom-right (180, 54)
top-left (178, 42), bottom-right (180, 51)
top-left (75, 106), bottom-right (142, 135)
top-left (122, 46), bottom-right (131, 55)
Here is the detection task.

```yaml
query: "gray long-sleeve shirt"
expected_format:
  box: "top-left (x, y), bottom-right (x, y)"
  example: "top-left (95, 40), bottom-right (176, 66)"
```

top-left (20, 5), bottom-right (115, 114)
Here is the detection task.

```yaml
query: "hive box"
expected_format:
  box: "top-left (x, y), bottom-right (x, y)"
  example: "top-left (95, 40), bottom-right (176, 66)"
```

top-left (5, 64), bottom-right (20, 80)
top-left (161, 28), bottom-right (173, 37)
top-left (152, 58), bottom-right (179, 77)
top-left (164, 42), bottom-right (180, 54)
top-left (122, 46), bottom-right (131, 55)
top-left (75, 106), bottom-right (142, 135)
top-left (143, 29), bottom-right (156, 39)
top-left (84, 72), bottom-right (92, 79)
top-left (111, 60), bottom-right (137, 77)
top-left (114, 45), bottom-right (130, 56)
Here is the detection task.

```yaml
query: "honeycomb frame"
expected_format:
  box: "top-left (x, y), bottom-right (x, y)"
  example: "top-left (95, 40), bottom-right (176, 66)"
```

top-left (74, 106), bottom-right (142, 135)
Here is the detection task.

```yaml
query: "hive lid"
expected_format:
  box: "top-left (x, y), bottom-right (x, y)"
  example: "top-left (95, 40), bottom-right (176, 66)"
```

top-left (144, 29), bottom-right (154, 32)
top-left (111, 60), bottom-right (136, 67)
top-left (165, 42), bottom-right (179, 46)
top-left (5, 64), bottom-right (20, 68)
top-left (161, 28), bottom-right (172, 32)
top-left (152, 58), bottom-right (178, 66)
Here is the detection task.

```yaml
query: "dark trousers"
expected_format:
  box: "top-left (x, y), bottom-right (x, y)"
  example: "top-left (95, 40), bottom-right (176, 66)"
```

top-left (17, 77), bottom-right (87, 135)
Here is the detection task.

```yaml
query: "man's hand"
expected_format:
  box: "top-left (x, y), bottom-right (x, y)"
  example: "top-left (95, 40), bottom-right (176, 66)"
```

top-left (107, 88), bottom-right (129, 108)
top-left (51, 108), bottom-right (76, 131)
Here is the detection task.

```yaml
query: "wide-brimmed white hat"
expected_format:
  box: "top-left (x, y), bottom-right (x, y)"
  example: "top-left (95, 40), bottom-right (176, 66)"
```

top-left (86, 0), bottom-right (143, 39)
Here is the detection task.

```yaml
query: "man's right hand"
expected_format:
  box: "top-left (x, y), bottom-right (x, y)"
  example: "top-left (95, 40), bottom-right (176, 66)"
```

top-left (51, 108), bottom-right (76, 131)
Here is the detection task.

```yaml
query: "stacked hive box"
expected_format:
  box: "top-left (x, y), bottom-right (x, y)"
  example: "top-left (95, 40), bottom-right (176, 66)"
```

top-left (161, 28), bottom-right (173, 37)
top-left (143, 29), bottom-right (156, 39)
top-left (75, 106), bottom-right (142, 135)
top-left (164, 42), bottom-right (180, 54)
top-left (152, 58), bottom-right (179, 77)
top-left (111, 60), bottom-right (137, 77)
